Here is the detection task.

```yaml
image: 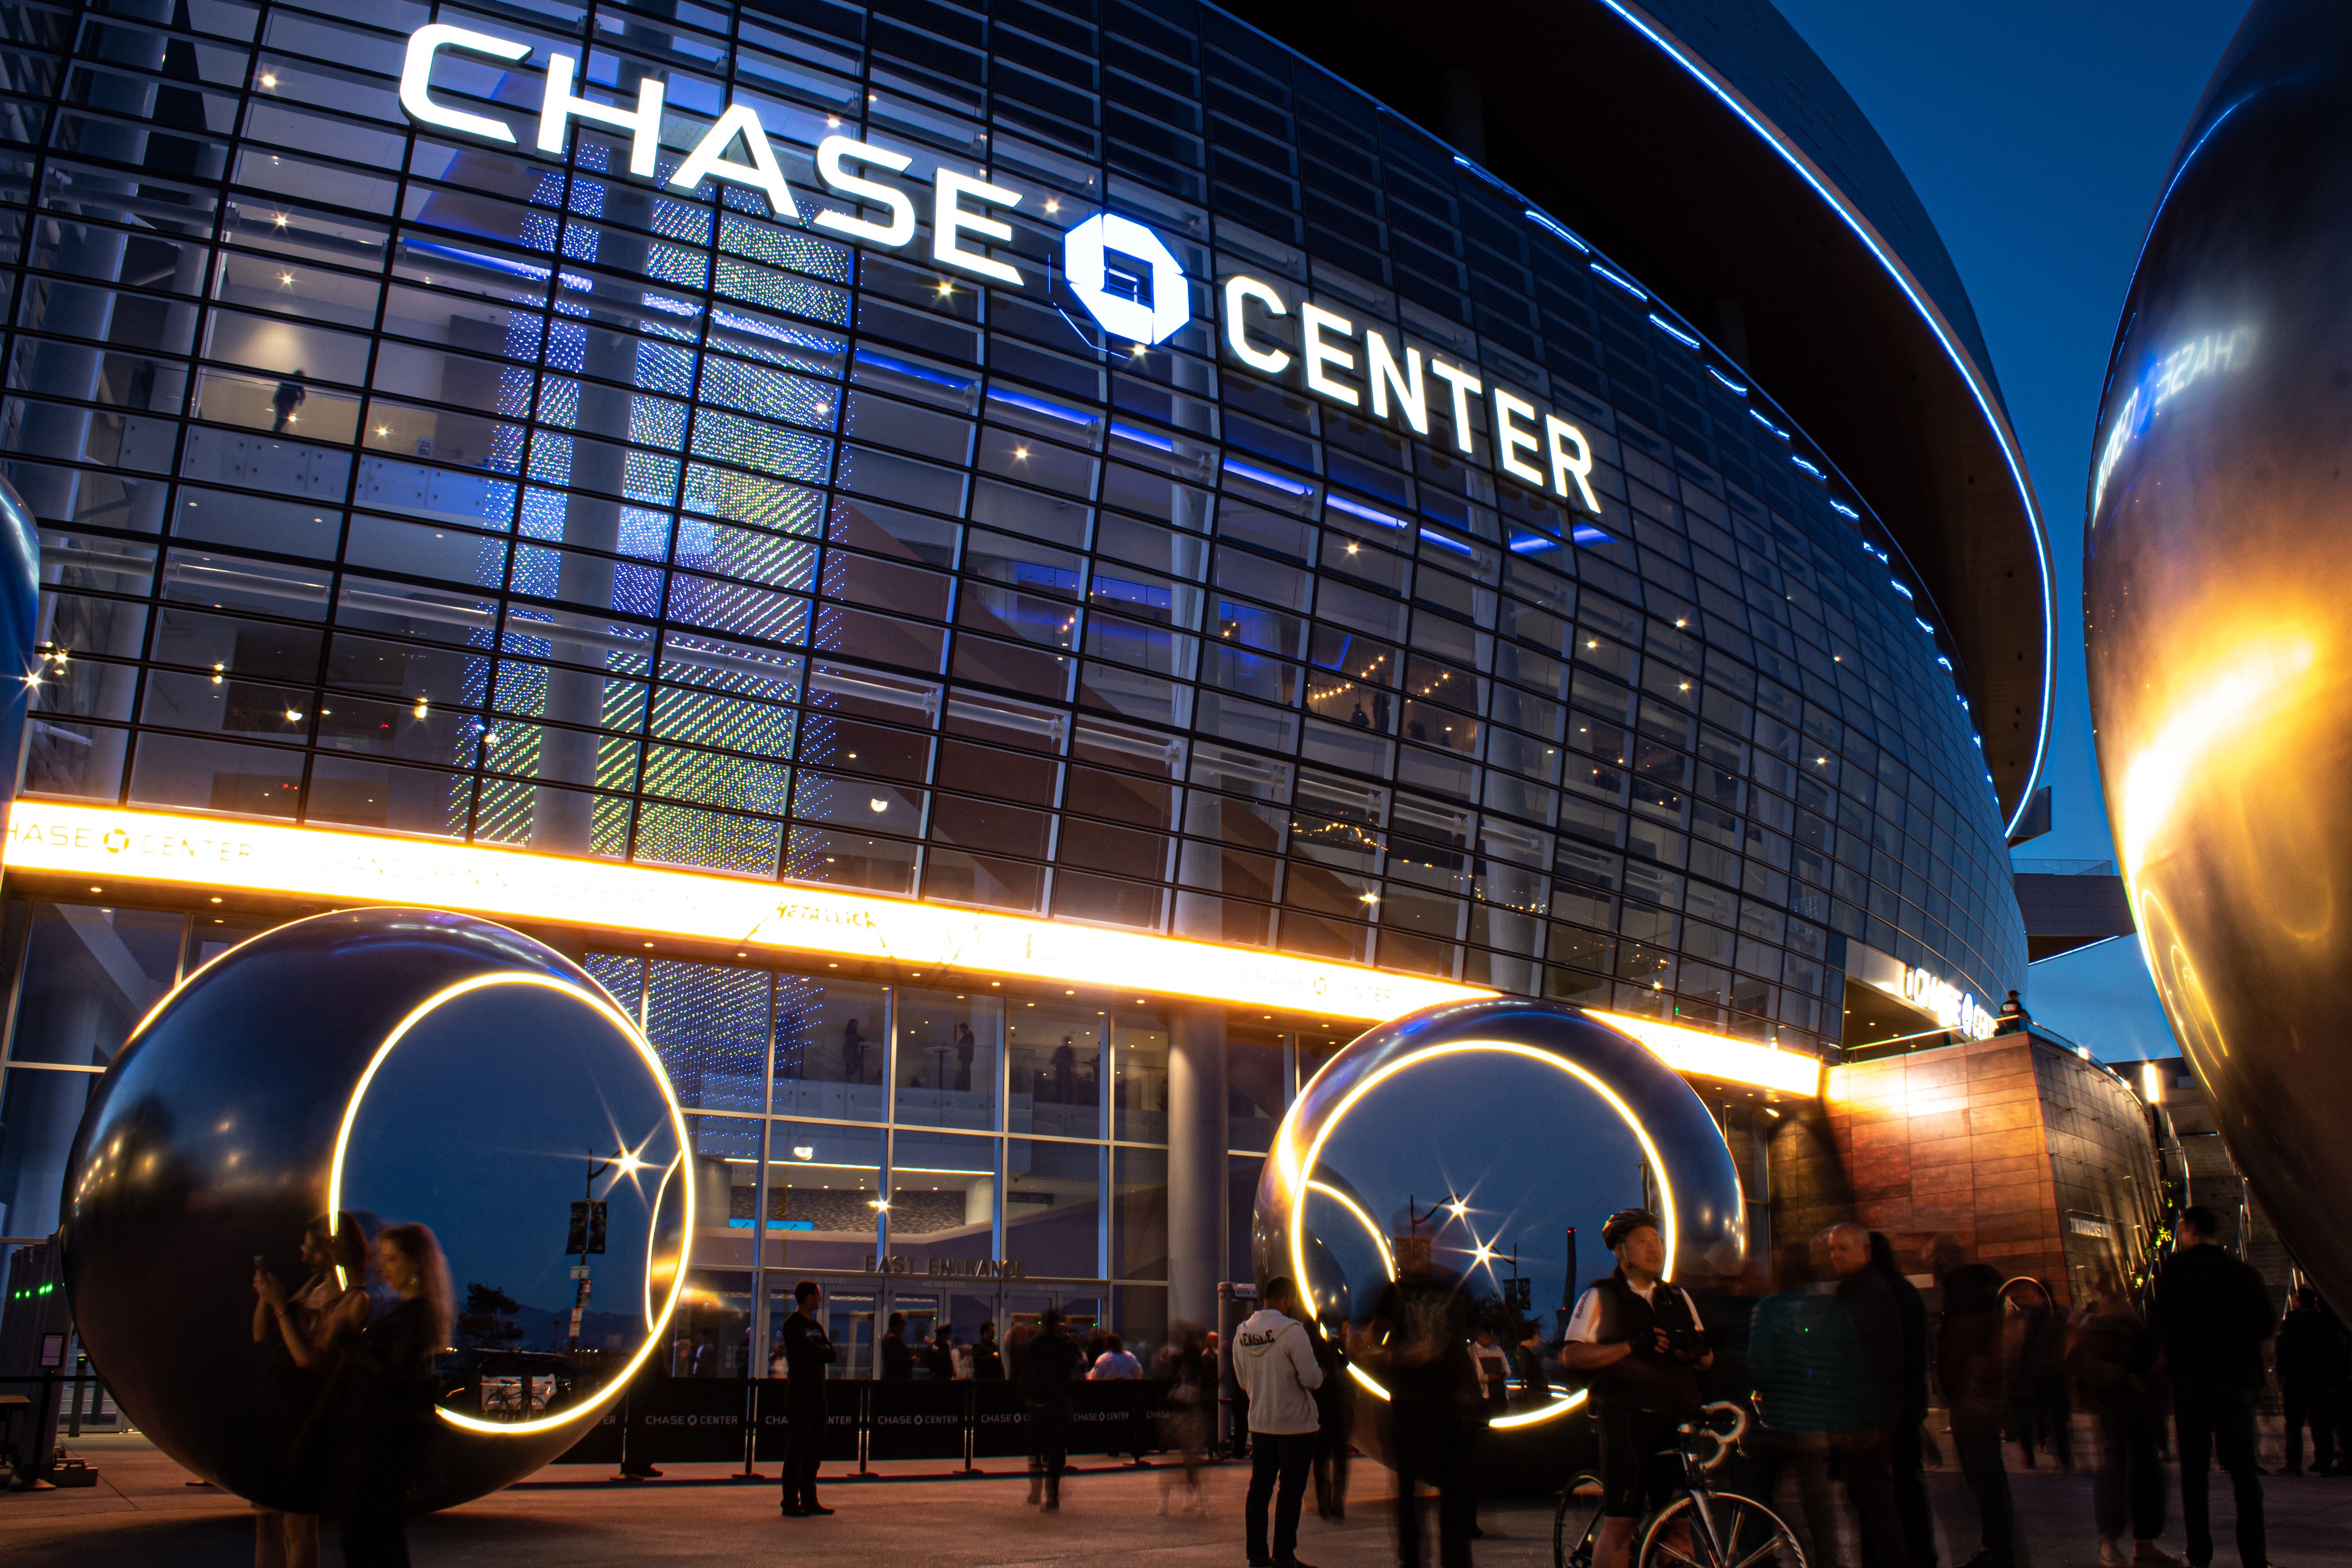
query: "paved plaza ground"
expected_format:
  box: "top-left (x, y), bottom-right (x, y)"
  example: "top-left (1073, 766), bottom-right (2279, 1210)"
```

top-left (7, 1431), bottom-right (2352, 1568)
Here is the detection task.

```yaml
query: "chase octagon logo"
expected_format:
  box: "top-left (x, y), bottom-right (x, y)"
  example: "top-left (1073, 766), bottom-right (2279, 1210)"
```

top-left (1063, 213), bottom-right (1190, 347)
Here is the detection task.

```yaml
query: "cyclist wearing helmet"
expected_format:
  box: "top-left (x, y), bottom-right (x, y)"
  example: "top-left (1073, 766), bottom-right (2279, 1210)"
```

top-left (1561, 1208), bottom-right (1711, 1568)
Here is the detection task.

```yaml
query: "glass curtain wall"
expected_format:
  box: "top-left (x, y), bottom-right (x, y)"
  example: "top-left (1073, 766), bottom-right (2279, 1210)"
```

top-left (0, 903), bottom-right (1309, 1366)
top-left (0, 0), bottom-right (2027, 1082)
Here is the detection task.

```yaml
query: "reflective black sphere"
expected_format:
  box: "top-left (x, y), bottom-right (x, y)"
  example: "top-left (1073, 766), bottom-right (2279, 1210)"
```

top-left (1254, 998), bottom-right (1747, 1490)
top-left (2083, 0), bottom-right (2352, 1308)
top-left (60, 909), bottom-right (689, 1510)
top-left (0, 473), bottom-right (41, 835)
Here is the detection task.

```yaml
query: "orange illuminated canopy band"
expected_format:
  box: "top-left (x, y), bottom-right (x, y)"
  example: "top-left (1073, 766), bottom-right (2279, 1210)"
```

top-left (2, 801), bottom-right (1825, 1095)
top-left (4, 801), bottom-right (1484, 1021)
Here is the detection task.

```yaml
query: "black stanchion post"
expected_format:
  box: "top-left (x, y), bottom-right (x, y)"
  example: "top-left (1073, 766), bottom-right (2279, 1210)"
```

top-left (735, 1379), bottom-right (764, 1479)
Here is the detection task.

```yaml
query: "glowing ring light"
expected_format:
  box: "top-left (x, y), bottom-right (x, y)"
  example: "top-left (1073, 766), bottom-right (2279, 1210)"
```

top-left (645, 1153), bottom-right (685, 1330)
top-left (58, 907), bottom-right (696, 1513)
top-left (1254, 997), bottom-right (1749, 1437)
top-left (324, 970), bottom-right (696, 1438)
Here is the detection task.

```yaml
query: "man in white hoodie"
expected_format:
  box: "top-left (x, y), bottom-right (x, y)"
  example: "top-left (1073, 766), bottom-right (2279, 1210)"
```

top-left (1235, 1275), bottom-right (1326, 1568)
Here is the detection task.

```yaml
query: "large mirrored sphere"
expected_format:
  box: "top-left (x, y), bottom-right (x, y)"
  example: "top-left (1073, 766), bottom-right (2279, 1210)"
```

top-left (60, 908), bottom-right (689, 1510)
top-left (1255, 999), bottom-right (1745, 1490)
top-left (0, 472), bottom-right (40, 835)
top-left (2084, 0), bottom-right (2352, 1306)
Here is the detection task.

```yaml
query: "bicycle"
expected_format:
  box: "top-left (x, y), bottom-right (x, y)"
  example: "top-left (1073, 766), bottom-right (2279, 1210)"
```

top-left (1554, 1401), bottom-right (1806, 1568)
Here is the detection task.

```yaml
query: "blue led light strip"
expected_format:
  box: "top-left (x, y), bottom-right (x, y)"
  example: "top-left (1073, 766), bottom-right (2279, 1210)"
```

top-left (1594, 0), bottom-right (2054, 837)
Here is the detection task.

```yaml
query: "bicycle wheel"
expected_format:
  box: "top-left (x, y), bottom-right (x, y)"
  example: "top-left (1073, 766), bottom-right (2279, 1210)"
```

top-left (1554, 1470), bottom-right (1605, 1568)
top-left (1635, 1490), bottom-right (1805, 1568)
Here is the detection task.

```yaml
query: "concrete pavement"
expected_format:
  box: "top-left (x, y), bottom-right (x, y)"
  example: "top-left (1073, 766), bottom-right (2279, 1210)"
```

top-left (6, 1431), bottom-right (2352, 1567)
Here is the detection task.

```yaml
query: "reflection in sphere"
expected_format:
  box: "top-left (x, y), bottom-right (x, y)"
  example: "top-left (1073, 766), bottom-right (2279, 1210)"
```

top-left (0, 474), bottom-right (40, 835)
top-left (60, 909), bottom-right (690, 1510)
top-left (1255, 999), bottom-right (1745, 1491)
top-left (2082, 0), bottom-right (2352, 1308)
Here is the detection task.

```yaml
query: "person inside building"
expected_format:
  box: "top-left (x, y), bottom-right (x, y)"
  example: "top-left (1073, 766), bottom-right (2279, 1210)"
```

top-left (879, 1312), bottom-right (913, 1380)
top-left (2276, 1284), bottom-right (2347, 1476)
top-left (972, 1319), bottom-right (1005, 1380)
top-left (779, 1279), bottom-right (835, 1519)
top-left (1561, 1208), bottom-right (1711, 1568)
top-left (1929, 1235), bottom-right (2013, 1568)
top-left (1088, 1333), bottom-right (1142, 1379)
top-left (2153, 1205), bottom-right (2274, 1568)
top-left (1235, 1276), bottom-right (1325, 1568)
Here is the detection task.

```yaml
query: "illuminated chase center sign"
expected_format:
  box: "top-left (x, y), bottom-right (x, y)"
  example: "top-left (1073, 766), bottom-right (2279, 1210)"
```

top-left (399, 25), bottom-right (1606, 517)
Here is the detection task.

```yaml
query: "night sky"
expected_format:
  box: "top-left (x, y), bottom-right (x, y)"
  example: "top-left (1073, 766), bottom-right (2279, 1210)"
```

top-left (338, 984), bottom-right (680, 1336)
top-left (1770, 2), bottom-right (2246, 1059)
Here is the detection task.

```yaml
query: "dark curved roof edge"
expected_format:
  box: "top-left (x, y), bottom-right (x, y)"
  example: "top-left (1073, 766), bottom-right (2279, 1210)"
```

top-left (1216, 0), bottom-right (2054, 835)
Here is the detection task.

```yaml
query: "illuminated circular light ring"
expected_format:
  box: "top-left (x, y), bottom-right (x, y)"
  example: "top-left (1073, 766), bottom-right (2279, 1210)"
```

top-left (1287, 1038), bottom-right (1676, 1429)
top-left (1303, 1178), bottom-right (1396, 1283)
top-left (323, 970), bottom-right (696, 1438)
top-left (643, 1153), bottom-right (684, 1331)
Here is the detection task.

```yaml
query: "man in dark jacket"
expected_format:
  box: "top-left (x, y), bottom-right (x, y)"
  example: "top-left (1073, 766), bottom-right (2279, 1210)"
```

top-left (2151, 1205), bottom-right (2273, 1568)
top-left (1828, 1224), bottom-right (1909, 1568)
top-left (1930, 1235), bottom-right (2013, 1568)
top-left (779, 1280), bottom-right (836, 1518)
top-left (1871, 1230), bottom-right (1937, 1568)
top-left (2276, 1286), bottom-right (2347, 1476)
top-left (1019, 1309), bottom-right (1083, 1510)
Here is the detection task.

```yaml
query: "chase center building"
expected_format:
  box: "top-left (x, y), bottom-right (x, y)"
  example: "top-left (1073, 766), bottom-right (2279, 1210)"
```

top-left (0, 0), bottom-right (2049, 1361)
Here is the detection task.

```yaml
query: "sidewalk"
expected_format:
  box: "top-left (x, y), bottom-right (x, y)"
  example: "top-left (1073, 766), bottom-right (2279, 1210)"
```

top-left (6, 1431), bottom-right (2352, 1568)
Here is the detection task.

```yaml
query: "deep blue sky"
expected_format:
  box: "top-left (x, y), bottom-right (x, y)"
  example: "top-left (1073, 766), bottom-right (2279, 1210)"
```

top-left (1769, 2), bottom-right (2246, 1060)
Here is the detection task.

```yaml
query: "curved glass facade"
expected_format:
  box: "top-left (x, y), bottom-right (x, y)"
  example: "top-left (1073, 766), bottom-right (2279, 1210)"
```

top-left (2, 0), bottom-right (2021, 1049)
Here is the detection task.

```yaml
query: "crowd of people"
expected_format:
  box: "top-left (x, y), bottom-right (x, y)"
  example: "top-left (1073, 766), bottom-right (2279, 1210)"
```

top-left (243, 1199), bottom-right (2347, 1568)
top-left (1578, 1201), bottom-right (2332, 1568)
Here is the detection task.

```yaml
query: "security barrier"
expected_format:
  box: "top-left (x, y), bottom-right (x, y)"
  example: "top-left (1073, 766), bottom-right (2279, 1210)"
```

top-left (555, 1378), bottom-right (1172, 1474)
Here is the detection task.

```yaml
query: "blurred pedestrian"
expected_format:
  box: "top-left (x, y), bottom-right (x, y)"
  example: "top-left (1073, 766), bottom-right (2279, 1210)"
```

top-left (2067, 1269), bottom-right (2178, 1567)
top-left (1236, 1276), bottom-right (1324, 1568)
top-left (2277, 1285), bottom-right (2347, 1475)
top-left (1930, 1235), bottom-right (2014, 1568)
top-left (1749, 1240), bottom-right (1867, 1568)
top-left (1160, 1321), bottom-right (1213, 1516)
top-left (1869, 1231), bottom-right (1937, 1568)
top-left (2009, 1281), bottom-right (2073, 1470)
top-left (333, 1223), bottom-right (450, 1568)
top-left (1362, 1236), bottom-right (1480, 1568)
top-left (1827, 1225), bottom-right (1909, 1568)
top-left (1312, 1313), bottom-right (1354, 1521)
top-left (2153, 1205), bottom-right (2273, 1568)
top-left (925, 1323), bottom-right (957, 1381)
top-left (973, 1319), bottom-right (1006, 1380)
top-left (1021, 1308), bottom-right (1082, 1509)
top-left (250, 1215), bottom-right (371, 1568)
top-left (779, 1279), bottom-right (836, 1518)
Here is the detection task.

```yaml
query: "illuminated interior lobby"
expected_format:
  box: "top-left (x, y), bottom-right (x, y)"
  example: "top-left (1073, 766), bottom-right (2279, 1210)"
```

top-left (0, 0), bottom-right (2132, 1377)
